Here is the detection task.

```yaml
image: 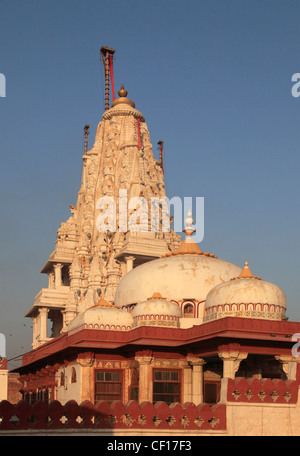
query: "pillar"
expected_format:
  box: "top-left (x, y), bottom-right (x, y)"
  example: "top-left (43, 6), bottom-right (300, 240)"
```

top-left (135, 354), bottom-right (153, 402)
top-left (32, 316), bottom-right (38, 348)
top-left (181, 360), bottom-right (192, 403)
top-left (49, 311), bottom-right (63, 337)
top-left (54, 263), bottom-right (63, 288)
top-left (0, 358), bottom-right (8, 401)
top-left (48, 272), bottom-right (55, 289)
top-left (275, 355), bottom-right (300, 381)
top-left (61, 309), bottom-right (77, 333)
top-left (39, 308), bottom-right (49, 341)
top-left (77, 354), bottom-right (95, 403)
top-left (218, 349), bottom-right (248, 379)
top-left (186, 356), bottom-right (206, 404)
top-left (125, 256), bottom-right (135, 273)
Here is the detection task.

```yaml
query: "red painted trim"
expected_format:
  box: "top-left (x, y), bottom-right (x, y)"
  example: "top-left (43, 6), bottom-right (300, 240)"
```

top-left (227, 377), bottom-right (298, 404)
top-left (0, 399), bottom-right (227, 431)
top-left (108, 55), bottom-right (115, 101)
top-left (0, 358), bottom-right (7, 370)
top-left (16, 317), bottom-right (300, 372)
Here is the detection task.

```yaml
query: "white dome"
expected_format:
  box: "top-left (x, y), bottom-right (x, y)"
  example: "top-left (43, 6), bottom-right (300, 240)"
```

top-left (205, 261), bottom-right (287, 321)
top-left (115, 253), bottom-right (242, 308)
top-left (68, 298), bottom-right (133, 333)
top-left (131, 293), bottom-right (182, 328)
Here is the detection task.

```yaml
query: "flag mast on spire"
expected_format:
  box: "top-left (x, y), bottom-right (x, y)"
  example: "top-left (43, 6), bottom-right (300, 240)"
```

top-left (100, 46), bottom-right (116, 110)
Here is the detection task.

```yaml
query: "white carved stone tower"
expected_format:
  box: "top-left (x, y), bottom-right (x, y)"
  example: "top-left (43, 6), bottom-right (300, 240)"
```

top-left (25, 81), bottom-right (181, 348)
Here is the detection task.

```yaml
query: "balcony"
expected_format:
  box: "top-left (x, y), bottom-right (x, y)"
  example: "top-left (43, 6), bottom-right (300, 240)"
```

top-left (25, 287), bottom-right (70, 318)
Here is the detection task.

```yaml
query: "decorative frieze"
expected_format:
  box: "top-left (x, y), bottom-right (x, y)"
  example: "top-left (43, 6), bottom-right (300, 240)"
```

top-left (205, 302), bottom-right (286, 322)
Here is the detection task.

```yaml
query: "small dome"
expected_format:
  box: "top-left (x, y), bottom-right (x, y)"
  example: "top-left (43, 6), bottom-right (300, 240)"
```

top-left (68, 297), bottom-right (133, 333)
top-left (205, 261), bottom-right (287, 321)
top-left (131, 293), bottom-right (182, 328)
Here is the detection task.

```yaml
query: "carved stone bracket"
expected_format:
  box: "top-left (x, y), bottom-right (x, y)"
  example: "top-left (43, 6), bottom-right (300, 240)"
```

top-left (218, 345), bottom-right (248, 379)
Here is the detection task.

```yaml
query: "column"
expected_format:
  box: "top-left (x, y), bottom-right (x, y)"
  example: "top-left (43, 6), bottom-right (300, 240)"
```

top-left (32, 316), bottom-right (38, 348)
top-left (0, 358), bottom-right (8, 401)
top-left (61, 309), bottom-right (77, 333)
top-left (77, 355), bottom-right (95, 403)
top-left (218, 349), bottom-right (248, 379)
top-left (49, 311), bottom-right (63, 337)
top-left (181, 360), bottom-right (192, 403)
top-left (48, 272), bottom-right (55, 289)
top-left (125, 256), bottom-right (135, 273)
top-left (275, 355), bottom-right (300, 381)
top-left (39, 308), bottom-right (49, 341)
top-left (186, 356), bottom-right (206, 404)
top-left (54, 263), bottom-right (63, 288)
top-left (135, 354), bottom-right (153, 403)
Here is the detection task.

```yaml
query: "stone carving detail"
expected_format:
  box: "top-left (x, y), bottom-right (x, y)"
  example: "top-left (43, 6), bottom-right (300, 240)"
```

top-left (27, 95), bottom-right (181, 346)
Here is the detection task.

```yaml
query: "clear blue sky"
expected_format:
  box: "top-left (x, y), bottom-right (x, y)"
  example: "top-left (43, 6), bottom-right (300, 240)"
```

top-left (1, 0), bottom-right (300, 369)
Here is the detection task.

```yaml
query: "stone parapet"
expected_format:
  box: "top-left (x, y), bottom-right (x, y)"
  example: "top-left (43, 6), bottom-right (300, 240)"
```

top-left (0, 399), bottom-right (226, 432)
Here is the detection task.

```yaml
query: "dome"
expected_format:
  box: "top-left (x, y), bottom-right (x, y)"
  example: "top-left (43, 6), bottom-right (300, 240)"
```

top-left (115, 210), bottom-right (242, 308)
top-left (131, 293), bottom-right (182, 328)
top-left (115, 254), bottom-right (242, 308)
top-left (204, 261), bottom-right (287, 321)
top-left (68, 297), bottom-right (133, 333)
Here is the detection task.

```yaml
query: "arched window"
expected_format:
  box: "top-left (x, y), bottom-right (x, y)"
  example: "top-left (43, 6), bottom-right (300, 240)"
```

top-left (183, 303), bottom-right (194, 318)
top-left (71, 367), bottom-right (77, 383)
top-left (60, 372), bottom-right (65, 387)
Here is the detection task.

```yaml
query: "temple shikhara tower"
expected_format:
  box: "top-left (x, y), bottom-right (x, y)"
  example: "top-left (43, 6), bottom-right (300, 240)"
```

top-left (3, 48), bottom-right (300, 436)
top-left (25, 48), bottom-right (181, 348)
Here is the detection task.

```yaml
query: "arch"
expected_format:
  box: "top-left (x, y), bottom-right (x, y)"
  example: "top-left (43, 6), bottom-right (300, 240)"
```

top-left (183, 303), bottom-right (194, 318)
top-left (71, 367), bottom-right (77, 384)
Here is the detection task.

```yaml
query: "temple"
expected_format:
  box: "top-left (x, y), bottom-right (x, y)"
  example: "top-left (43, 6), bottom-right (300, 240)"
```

top-left (2, 51), bottom-right (300, 436)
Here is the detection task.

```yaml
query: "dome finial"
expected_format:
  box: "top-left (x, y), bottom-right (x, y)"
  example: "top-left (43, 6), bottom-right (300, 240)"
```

top-left (97, 296), bottom-right (114, 308)
top-left (111, 84), bottom-right (135, 108)
top-left (238, 260), bottom-right (254, 278)
top-left (183, 208), bottom-right (196, 239)
top-left (234, 260), bottom-right (261, 280)
top-left (118, 84), bottom-right (128, 98)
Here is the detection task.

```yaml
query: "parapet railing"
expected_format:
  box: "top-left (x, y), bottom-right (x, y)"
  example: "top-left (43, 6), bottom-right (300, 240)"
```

top-left (226, 377), bottom-right (299, 404)
top-left (0, 399), bottom-right (226, 431)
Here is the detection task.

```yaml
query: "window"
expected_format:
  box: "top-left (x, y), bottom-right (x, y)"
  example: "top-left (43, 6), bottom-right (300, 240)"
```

top-left (153, 369), bottom-right (181, 404)
top-left (204, 382), bottom-right (220, 404)
top-left (95, 370), bottom-right (123, 403)
top-left (183, 304), bottom-right (194, 318)
top-left (71, 367), bottom-right (77, 383)
top-left (129, 368), bottom-right (139, 401)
